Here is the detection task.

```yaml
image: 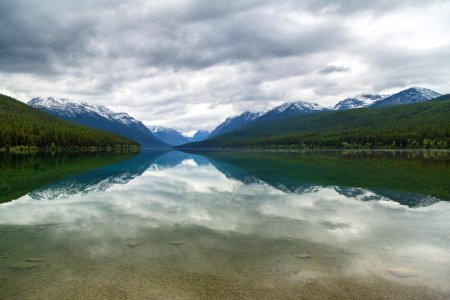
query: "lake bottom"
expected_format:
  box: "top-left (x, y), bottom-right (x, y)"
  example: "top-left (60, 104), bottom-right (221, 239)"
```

top-left (1, 220), bottom-right (448, 300)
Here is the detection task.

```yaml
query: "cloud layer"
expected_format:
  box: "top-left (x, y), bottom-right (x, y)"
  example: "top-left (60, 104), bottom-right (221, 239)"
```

top-left (1, 0), bottom-right (449, 132)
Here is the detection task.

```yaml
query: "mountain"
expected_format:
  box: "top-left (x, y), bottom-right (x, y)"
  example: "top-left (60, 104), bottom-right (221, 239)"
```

top-left (148, 125), bottom-right (188, 146)
top-left (179, 96), bottom-right (450, 149)
top-left (333, 94), bottom-right (388, 110)
top-left (186, 130), bottom-right (210, 142)
top-left (432, 94), bottom-right (450, 102)
top-left (371, 87), bottom-right (441, 108)
top-left (0, 94), bottom-right (138, 151)
top-left (209, 101), bottom-right (329, 139)
top-left (28, 97), bottom-right (168, 148)
top-left (209, 111), bottom-right (263, 138)
top-left (208, 87), bottom-right (441, 140)
top-left (256, 101), bottom-right (330, 122)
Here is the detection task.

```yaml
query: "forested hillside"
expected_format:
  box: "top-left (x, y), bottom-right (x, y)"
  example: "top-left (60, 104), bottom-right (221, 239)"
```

top-left (181, 97), bottom-right (450, 149)
top-left (0, 94), bottom-right (139, 152)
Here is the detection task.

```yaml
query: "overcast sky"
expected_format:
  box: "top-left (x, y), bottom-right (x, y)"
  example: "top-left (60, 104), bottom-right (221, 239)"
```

top-left (1, 0), bottom-right (449, 134)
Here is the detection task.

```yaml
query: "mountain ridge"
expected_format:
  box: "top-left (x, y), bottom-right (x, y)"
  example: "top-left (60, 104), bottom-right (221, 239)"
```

top-left (28, 97), bottom-right (169, 149)
top-left (179, 95), bottom-right (450, 149)
top-left (188, 130), bottom-right (210, 143)
top-left (0, 93), bottom-right (138, 152)
top-left (208, 86), bottom-right (441, 139)
top-left (371, 87), bottom-right (440, 108)
top-left (333, 94), bottom-right (389, 110)
top-left (148, 125), bottom-right (189, 146)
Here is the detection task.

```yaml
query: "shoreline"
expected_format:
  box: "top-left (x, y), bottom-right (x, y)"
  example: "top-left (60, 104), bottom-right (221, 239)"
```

top-left (176, 147), bottom-right (450, 154)
top-left (0, 145), bottom-right (141, 154)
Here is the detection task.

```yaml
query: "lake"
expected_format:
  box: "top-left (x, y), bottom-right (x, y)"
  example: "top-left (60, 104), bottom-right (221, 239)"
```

top-left (0, 150), bottom-right (449, 299)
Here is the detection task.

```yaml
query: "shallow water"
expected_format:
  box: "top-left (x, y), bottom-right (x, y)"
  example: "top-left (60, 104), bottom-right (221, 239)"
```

top-left (0, 150), bottom-right (449, 299)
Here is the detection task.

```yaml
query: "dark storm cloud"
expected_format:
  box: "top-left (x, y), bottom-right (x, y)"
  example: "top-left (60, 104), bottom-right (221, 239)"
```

top-left (0, 0), bottom-right (102, 74)
top-left (0, 0), bottom-right (349, 73)
top-left (0, 0), bottom-right (449, 131)
top-left (98, 2), bottom-right (351, 71)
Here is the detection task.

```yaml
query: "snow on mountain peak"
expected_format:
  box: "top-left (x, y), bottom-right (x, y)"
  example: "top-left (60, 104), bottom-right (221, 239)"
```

top-left (371, 87), bottom-right (441, 108)
top-left (270, 101), bottom-right (325, 114)
top-left (112, 112), bottom-right (140, 125)
top-left (28, 96), bottom-right (140, 126)
top-left (407, 86), bottom-right (441, 98)
top-left (333, 94), bottom-right (389, 110)
top-left (29, 96), bottom-right (73, 109)
top-left (224, 111), bottom-right (261, 123)
top-left (148, 125), bottom-right (175, 133)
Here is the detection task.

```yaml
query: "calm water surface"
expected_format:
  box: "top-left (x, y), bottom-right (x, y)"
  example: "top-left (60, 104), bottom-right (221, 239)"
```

top-left (0, 150), bottom-right (449, 299)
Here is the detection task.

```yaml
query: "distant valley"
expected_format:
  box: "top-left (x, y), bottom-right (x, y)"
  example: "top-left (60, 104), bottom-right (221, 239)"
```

top-left (148, 126), bottom-right (210, 146)
top-left (180, 87), bottom-right (449, 150)
top-left (0, 86), bottom-right (448, 151)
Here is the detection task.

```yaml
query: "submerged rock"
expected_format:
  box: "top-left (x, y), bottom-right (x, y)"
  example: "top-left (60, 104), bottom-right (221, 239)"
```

top-left (127, 241), bottom-right (141, 248)
top-left (26, 258), bottom-right (46, 263)
top-left (296, 254), bottom-right (312, 259)
top-left (169, 241), bottom-right (185, 245)
top-left (10, 262), bottom-right (42, 270)
top-left (388, 268), bottom-right (417, 278)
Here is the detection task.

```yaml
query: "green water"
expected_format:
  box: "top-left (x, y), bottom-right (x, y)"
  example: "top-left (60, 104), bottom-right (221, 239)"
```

top-left (0, 150), bottom-right (449, 299)
top-left (0, 152), bottom-right (135, 203)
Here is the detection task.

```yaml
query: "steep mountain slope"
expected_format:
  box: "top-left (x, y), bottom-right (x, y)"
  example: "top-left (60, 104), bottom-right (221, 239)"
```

top-left (180, 97), bottom-right (450, 149)
top-left (432, 94), bottom-right (450, 102)
top-left (186, 130), bottom-right (210, 142)
top-left (209, 111), bottom-right (264, 138)
top-left (371, 87), bottom-right (440, 108)
top-left (209, 101), bottom-right (329, 139)
top-left (333, 94), bottom-right (388, 110)
top-left (148, 125), bottom-right (188, 146)
top-left (28, 97), bottom-right (168, 148)
top-left (256, 101), bottom-right (330, 122)
top-left (0, 94), bottom-right (138, 151)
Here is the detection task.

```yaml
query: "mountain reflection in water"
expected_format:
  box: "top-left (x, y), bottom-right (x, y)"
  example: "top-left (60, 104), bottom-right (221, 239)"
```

top-left (0, 150), bottom-right (449, 299)
top-left (24, 150), bottom-right (448, 207)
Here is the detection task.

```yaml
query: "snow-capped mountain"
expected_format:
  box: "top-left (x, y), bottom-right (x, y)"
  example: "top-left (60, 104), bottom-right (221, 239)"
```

top-left (208, 101), bottom-right (330, 139)
top-left (207, 87), bottom-right (442, 140)
top-left (257, 101), bottom-right (331, 122)
top-left (209, 111), bottom-right (264, 138)
top-left (28, 97), bottom-right (169, 148)
top-left (186, 130), bottom-right (210, 142)
top-left (333, 94), bottom-right (388, 110)
top-left (148, 125), bottom-right (189, 146)
top-left (371, 87), bottom-right (441, 108)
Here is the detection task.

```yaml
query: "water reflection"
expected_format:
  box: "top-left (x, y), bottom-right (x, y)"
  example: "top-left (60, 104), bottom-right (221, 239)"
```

top-left (0, 152), bottom-right (135, 203)
top-left (0, 150), bottom-right (449, 298)
top-left (19, 150), bottom-right (449, 207)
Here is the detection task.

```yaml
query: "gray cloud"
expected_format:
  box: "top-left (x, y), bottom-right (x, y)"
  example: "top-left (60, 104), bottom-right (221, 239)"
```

top-left (0, 0), bottom-right (449, 132)
top-left (320, 65), bottom-right (350, 74)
